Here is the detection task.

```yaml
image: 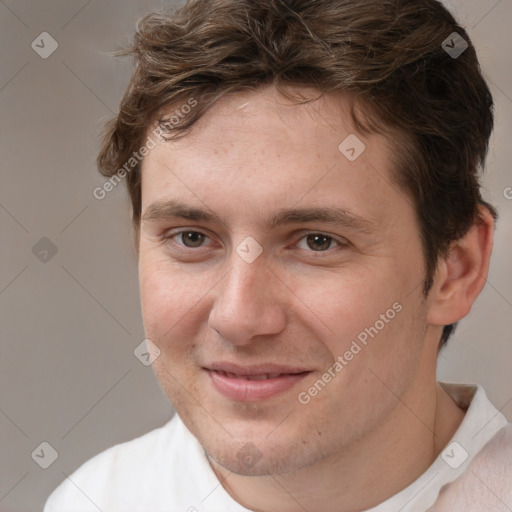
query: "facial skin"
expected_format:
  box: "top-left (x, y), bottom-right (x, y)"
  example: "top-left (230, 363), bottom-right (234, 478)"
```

top-left (138, 86), bottom-right (493, 512)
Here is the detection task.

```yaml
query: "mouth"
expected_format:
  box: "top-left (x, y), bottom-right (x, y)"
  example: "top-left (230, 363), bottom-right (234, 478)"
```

top-left (204, 363), bottom-right (311, 402)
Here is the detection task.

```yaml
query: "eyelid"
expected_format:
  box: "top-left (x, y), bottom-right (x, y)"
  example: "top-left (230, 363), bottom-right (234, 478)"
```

top-left (161, 228), bottom-right (214, 247)
top-left (292, 230), bottom-right (349, 249)
top-left (160, 228), bottom-right (349, 253)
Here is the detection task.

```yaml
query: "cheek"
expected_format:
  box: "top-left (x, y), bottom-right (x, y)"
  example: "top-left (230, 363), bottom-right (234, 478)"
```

top-left (138, 252), bottom-right (209, 344)
top-left (288, 264), bottom-right (403, 353)
top-left (139, 258), bottom-right (210, 409)
top-left (289, 260), bottom-right (425, 403)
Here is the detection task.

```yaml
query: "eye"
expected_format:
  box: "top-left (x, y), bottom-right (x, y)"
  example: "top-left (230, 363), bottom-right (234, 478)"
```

top-left (168, 230), bottom-right (210, 248)
top-left (295, 233), bottom-right (343, 252)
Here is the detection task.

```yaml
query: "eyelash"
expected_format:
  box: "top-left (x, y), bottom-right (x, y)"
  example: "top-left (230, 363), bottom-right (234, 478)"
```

top-left (161, 229), bottom-right (348, 255)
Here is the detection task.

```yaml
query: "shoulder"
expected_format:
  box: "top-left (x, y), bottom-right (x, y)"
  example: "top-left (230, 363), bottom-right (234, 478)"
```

top-left (44, 415), bottom-right (182, 512)
top-left (431, 423), bottom-right (512, 511)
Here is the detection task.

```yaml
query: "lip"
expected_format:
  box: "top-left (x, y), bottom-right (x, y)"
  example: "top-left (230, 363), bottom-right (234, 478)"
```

top-left (204, 362), bottom-right (311, 402)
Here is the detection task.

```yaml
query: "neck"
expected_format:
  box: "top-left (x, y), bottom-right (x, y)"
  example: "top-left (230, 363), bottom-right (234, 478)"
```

top-left (210, 378), bottom-right (464, 512)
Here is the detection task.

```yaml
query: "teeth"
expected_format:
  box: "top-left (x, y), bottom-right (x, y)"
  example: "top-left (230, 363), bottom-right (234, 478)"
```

top-left (245, 374), bottom-right (270, 381)
top-left (218, 371), bottom-right (283, 380)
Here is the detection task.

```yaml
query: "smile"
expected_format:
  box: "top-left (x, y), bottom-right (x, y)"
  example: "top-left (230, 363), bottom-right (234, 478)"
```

top-left (205, 364), bottom-right (311, 402)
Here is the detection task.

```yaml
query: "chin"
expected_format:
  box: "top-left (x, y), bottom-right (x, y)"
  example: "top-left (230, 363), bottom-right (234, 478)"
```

top-left (203, 435), bottom-right (325, 477)
top-left (207, 448), bottom-right (290, 477)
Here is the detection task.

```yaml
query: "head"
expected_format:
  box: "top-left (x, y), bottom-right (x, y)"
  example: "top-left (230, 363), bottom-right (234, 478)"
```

top-left (97, 0), bottom-right (496, 477)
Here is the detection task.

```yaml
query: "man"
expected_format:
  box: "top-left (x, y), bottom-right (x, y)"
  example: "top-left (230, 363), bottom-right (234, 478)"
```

top-left (45, 0), bottom-right (512, 510)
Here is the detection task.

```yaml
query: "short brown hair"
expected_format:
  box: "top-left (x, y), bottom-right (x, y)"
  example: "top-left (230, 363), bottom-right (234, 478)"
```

top-left (97, 0), bottom-right (497, 346)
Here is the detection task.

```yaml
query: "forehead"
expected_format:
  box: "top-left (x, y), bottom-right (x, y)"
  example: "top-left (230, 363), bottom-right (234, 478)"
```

top-left (140, 86), bottom-right (411, 230)
top-left (153, 86), bottom-right (380, 158)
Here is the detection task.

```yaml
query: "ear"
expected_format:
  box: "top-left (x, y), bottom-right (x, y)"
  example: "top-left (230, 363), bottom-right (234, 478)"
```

top-left (427, 205), bottom-right (495, 327)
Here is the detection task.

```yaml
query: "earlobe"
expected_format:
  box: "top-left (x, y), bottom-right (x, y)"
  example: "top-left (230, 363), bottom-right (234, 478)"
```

top-left (427, 205), bottom-right (495, 327)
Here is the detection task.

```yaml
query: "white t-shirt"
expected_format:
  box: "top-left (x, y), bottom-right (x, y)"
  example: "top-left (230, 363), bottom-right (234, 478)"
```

top-left (45, 383), bottom-right (512, 512)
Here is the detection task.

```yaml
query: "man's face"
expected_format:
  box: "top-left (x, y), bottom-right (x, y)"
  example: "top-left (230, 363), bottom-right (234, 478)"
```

top-left (138, 86), bottom-right (434, 476)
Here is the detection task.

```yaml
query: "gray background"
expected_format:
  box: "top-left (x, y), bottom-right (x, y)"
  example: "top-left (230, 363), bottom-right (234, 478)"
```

top-left (0, 1), bottom-right (511, 511)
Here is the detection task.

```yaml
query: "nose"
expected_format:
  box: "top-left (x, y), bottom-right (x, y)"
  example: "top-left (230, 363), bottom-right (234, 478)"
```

top-left (208, 255), bottom-right (287, 346)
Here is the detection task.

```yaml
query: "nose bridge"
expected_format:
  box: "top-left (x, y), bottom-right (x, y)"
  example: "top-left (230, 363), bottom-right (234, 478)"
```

top-left (209, 251), bottom-right (285, 344)
top-left (222, 255), bottom-right (270, 318)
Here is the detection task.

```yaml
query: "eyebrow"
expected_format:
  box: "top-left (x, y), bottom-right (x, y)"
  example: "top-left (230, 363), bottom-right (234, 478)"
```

top-left (142, 200), bottom-right (377, 234)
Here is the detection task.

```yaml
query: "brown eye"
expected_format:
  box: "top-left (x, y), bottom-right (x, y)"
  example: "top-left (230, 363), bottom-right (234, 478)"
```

top-left (180, 231), bottom-right (206, 247)
top-left (305, 234), bottom-right (334, 251)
